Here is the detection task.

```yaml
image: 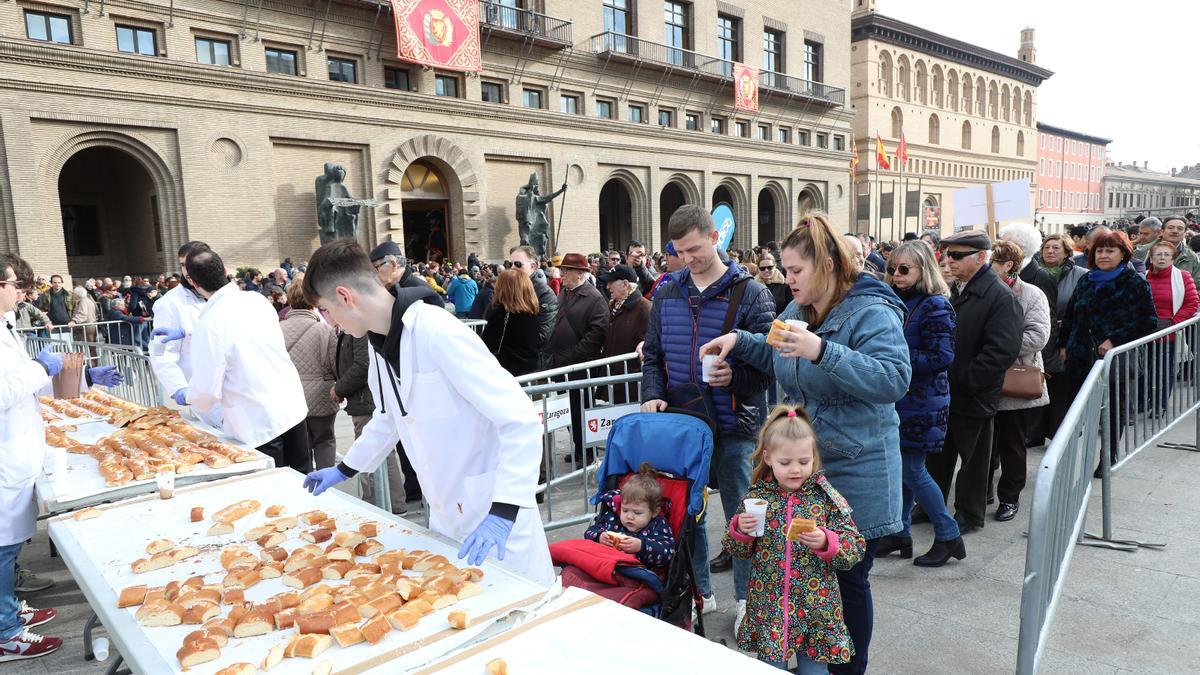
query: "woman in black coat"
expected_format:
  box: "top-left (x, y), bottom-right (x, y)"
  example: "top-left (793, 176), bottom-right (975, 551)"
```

top-left (481, 269), bottom-right (542, 377)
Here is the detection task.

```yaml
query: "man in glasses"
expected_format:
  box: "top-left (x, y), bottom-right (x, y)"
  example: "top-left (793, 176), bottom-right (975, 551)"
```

top-left (925, 230), bottom-right (1022, 534)
top-left (369, 240), bottom-right (437, 295)
top-left (625, 240), bottom-right (656, 297)
top-left (508, 245), bottom-right (557, 369)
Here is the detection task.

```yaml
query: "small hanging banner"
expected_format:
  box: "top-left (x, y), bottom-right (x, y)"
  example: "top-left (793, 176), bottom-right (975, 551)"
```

top-left (733, 63), bottom-right (759, 112)
top-left (390, 0), bottom-right (482, 72)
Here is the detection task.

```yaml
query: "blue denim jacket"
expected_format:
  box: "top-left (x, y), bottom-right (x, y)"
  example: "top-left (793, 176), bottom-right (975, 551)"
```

top-left (731, 274), bottom-right (911, 540)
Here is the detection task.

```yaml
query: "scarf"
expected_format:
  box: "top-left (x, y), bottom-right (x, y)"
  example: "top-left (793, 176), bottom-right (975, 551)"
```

top-left (1040, 261), bottom-right (1064, 281)
top-left (1088, 266), bottom-right (1123, 289)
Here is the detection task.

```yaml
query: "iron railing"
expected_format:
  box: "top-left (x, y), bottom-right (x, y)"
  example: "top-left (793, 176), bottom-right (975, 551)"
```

top-left (479, 1), bottom-right (572, 46)
top-left (589, 31), bottom-right (733, 80)
top-left (759, 69), bottom-right (846, 106)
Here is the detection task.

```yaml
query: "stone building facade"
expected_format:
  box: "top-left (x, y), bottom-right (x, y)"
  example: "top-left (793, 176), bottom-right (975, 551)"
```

top-left (1035, 123), bottom-right (1109, 233)
top-left (0, 0), bottom-right (854, 280)
top-left (849, 1), bottom-right (1052, 240)
top-left (1103, 163), bottom-right (1200, 223)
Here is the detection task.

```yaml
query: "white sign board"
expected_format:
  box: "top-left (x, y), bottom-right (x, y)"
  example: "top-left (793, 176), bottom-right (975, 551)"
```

top-left (583, 404), bottom-right (641, 444)
top-left (952, 179), bottom-right (1032, 232)
top-left (536, 395), bottom-right (572, 432)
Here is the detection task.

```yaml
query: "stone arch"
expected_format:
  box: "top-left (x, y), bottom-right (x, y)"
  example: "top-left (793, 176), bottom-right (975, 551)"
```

top-left (796, 183), bottom-right (826, 220)
top-left (42, 129), bottom-right (185, 275)
top-left (757, 181), bottom-right (789, 246)
top-left (1001, 83), bottom-right (1011, 122)
top-left (386, 134), bottom-right (478, 258)
top-left (961, 120), bottom-right (972, 150)
top-left (991, 125), bottom-right (1001, 153)
top-left (1012, 86), bottom-right (1023, 123)
top-left (928, 113), bottom-right (941, 145)
top-left (663, 172), bottom-right (701, 206)
top-left (897, 54), bottom-right (911, 101)
top-left (961, 71), bottom-right (973, 113)
top-left (878, 50), bottom-right (893, 97)
top-left (891, 106), bottom-right (904, 138)
top-left (946, 68), bottom-right (958, 111)
top-left (1016, 130), bottom-right (1025, 157)
top-left (975, 76), bottom-right (986, 116)
top-left (1023, 90), bottom-right (1033, 126)
top-left (931, 64), bottom-right (944, 107)
top-left (712, 177), bottom-right (750, 249)
top-left (914, 59), bottom-right (928, 104)
top-left (600, 168), bottom-right (649, 250)
top-left (658, 173), bottom-right (698, 247)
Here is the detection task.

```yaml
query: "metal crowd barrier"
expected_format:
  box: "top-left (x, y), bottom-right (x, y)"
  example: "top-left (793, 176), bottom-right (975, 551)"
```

top-left (21, 333), bottom-right (164, 408)
top-left (461, 318), bottom-right (487, 336)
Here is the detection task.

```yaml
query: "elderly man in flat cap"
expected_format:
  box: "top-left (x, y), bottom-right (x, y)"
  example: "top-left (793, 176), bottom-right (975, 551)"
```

top-left (924, 230), bottom-right (1022, 533)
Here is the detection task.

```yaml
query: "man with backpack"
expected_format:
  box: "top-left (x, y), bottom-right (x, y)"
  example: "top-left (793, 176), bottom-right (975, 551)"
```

top-left (640, 205), bottom-right (775, 622)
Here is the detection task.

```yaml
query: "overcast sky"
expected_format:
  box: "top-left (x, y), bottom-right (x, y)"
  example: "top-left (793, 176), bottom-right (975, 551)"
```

top-left (878, 0), bottom-right (1200, 174)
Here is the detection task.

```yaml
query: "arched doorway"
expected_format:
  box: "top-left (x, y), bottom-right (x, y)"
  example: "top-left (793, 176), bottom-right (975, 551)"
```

top-left (599, 179), bottom-right (633, 252)
top-left (659, 182), bottom-right (687, 245)
top-left (757, 188), bottom-right (777, 246)
top-left (57, 146), bottom-right (163, 278)
top-left (400, 160), bottom-right (451, 262)
top-left (797, 186), bottom-right (822, 219)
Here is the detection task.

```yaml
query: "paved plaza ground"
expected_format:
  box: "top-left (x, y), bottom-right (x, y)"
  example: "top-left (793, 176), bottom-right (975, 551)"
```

top-left (11, 414), bottom-right (1200, 674)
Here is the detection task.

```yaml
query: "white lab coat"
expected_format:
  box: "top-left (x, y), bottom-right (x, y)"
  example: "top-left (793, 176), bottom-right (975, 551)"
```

top-left (187, 283), bottom-right (306, 448)
top-left (343, 303), bottom-right (553, 585)
top-left (148, 283), bottom-right (221, 427)
top-left (0, 317), bottom-right (50, 546)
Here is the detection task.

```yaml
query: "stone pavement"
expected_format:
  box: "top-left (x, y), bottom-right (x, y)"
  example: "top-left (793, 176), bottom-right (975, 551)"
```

top-left (10, 415), bottom-right (1200, 673)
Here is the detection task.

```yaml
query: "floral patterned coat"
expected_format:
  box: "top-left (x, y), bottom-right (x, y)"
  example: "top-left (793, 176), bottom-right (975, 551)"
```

top-left (722, 473), bottom-right (865, 665)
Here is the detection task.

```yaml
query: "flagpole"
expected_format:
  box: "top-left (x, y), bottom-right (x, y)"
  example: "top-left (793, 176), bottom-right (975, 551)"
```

top-left (874, 152), bottom-right (881, 242)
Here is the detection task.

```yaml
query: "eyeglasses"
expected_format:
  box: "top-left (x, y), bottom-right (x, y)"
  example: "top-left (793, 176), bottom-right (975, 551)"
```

top-left (608, 256), bottom-right (621, 262)
top-left (886, 264), bottom-right (913, 276)
top-left (372, 260), bottom-right (390, 270)
top-left (944, 250), bottom-right (980, 261)
top-left (503, 260), bottom-right (525, 269)
top-left (0, 279), bottom-right (30, 291)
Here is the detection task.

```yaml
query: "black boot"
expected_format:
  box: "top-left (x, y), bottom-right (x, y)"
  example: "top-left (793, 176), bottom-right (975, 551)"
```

top-left (875, 534), bottom-right (913, 559)
top-left (913, 537), bottom-right (967, 567)
top-left (709, 550), bottom-right (732, 572)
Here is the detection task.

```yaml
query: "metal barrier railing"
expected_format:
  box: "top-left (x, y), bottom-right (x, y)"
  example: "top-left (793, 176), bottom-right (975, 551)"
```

top-left (18, 318), bottom-right (154, 350)
top-left (461, 319), bottom-right (487, 336)
top-left (22, 334), bottom-right (163, 408)
top-left (1017, 361), bottom-right (1104, 675)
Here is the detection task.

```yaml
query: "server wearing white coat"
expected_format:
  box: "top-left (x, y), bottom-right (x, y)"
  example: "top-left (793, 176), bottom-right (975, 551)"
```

top-left (148, 241), bottom-right (221, 427)
top-left (300, 241), bottom-right (553, 586)
top-left (0, 253), bottom-right (64, 662)
top-left (166, 248), bottom-right (311, 472)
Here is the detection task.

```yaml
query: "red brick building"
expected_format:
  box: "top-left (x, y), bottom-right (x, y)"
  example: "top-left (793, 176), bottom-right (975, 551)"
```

top-left (1035, 122), bottom-right (1110, 232)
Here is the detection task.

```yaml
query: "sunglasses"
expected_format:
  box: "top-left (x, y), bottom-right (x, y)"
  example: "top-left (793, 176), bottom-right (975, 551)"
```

top-left (886, 264), bottom-right (913, 276)
top-left (944, 250), bottom-right (980, 261)
top-left (759, 265), bottom-right (774, 271)
top-left (503, 260), bottom-right (525, 269)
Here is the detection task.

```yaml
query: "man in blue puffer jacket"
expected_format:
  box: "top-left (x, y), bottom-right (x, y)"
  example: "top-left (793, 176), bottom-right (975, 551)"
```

top-left (640, 204), bottom-right (776, 619)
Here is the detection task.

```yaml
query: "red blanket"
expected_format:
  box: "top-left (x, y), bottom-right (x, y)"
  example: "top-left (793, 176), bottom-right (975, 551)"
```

top-left (549, 539), bottom-right (640, 583)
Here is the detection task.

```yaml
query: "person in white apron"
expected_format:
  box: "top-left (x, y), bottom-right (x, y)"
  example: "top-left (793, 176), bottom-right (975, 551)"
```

top-left (299, 241), bottom-right (553, 586)
top-left (0, 254), bottom-right (63, 662)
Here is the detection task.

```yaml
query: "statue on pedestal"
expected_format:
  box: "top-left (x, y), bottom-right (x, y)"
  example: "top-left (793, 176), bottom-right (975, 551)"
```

top-left (516, 173), bottom-right (567, 258)
top-left (315, 163), bottom-right (375, 244)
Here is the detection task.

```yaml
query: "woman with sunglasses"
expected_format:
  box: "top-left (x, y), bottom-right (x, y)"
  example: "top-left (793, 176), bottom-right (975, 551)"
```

top-left (755, 253), bottom-right (791, 314)
top-left (876, 241), bottom-right (965, 566)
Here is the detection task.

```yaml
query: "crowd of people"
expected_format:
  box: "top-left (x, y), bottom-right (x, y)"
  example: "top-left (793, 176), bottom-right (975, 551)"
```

top-left (5, 208), bottom-right (1198, 670)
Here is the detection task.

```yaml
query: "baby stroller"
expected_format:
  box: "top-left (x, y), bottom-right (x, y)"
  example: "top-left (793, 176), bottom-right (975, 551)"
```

top-left (549, 411), bottom-right (713, 635)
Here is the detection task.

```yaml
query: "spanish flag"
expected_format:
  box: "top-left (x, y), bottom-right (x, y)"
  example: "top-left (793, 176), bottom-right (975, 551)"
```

top-left (897, 130), bottom-right (909, 168)
top-left (850, 139), bottom-right (859, 175)
top-left (875, 133), bottom-right (890, 171)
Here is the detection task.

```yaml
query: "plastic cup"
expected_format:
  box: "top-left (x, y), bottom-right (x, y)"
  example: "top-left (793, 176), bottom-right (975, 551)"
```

top-left (701, 354), bottom-right (718, 383)
top-left (157, 471), bottom-right (175, 499)
top-left (785, 319), bottom-right (808, 333)
top-left (743, 498), bottom-right (768, 537)
top-left (149, 337), bottom-right (166, 357)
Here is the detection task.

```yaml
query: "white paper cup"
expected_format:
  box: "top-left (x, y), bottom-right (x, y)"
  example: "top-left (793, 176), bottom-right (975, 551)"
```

top-left (157, 471), bottom-right (175, 499)
top-left (743, 498), bottom-right (768, 537)
top-left (786, 320), bottom-right (808, 332)
top-left (149, 337), bottom-right (166, 357)
top-left (701, 354), bottom-right (718, 383)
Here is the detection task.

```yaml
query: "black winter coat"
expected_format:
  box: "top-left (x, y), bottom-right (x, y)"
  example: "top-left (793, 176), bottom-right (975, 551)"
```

top-left (948, 265), bottom-right (1023, 418)
top-left (334, 332), bottom-right (374, 417)
top-left (1020, 262), bottom-right (1062, 372)
top-left (1058, 265), bottom-right (1158, 377)
top-left (482, 307), bottom-right (543, 377)
top-left (550, 282), bottom-right (608, 368)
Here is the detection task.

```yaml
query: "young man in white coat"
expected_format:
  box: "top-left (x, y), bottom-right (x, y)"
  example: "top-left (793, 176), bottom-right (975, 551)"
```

top-left (148, 241), bottom-right (222, 427)
top-left (167, 248), bottom-right (311, 472)
top-left (300, 241), bottom-right (553, 585)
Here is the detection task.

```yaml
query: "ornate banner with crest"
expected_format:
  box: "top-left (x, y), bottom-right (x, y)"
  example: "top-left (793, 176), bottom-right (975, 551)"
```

top-left (390, 0), bottom-right (482, 72)
top-left (733, 63), bottom-right (759, 112)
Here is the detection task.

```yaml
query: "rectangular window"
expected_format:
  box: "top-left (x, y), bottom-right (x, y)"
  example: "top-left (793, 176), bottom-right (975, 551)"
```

top-left (757, 124), bottom-right (769, 141)
top-left (803, 40), bottom-right (822, 83)
top-left (833, 135), bottom-right (845, 151)
top-left (735, 120), bottom-right (749, 138)
top-left (798, 129), bottom-right (810, 146)
top-left (265, 47), bottom-right (298, 75)
top-left (435, 74), bottom-right (461, 97)
top-left (663, 1), bottom-right (690, 66)
top-left (1038, 189), bottom-right (1043, 206)
top-left (195, 37), bottom-right (231, 66)
top-left (24, 9), bottom-right (72, 44)
top-left (816, 132), bottom-right (829, 149)
top-left (481, 80), bottom-right (505, 103)
top-left (685, 112), bottom-right (700, 131)
top-left (560, 93), bottom-right (581, 114)
top-left (711, 117), bottom-right (726, 134)
top-left (658, 109), bottom-right (674, 127)
top-left (628, 104), bottom-right (646, 123)
top-left (716, 14), bottom-right (740, 76)
top-left (597, 99), bottom-right (615, 119)
top-left (778, 127), bottom-right (790, 143)
top-left (327, 56), bottom-right (357, 83)
top-left (763, 29), bottom-right (784, 75)
top-left (116, 24), bottom-right (157, 56)
top-left (522, 88), bottom-right (544, 109)
top-left (384, 66), bottom-right (411, 90)
top-left (603, 0), bottom-right (633, 52)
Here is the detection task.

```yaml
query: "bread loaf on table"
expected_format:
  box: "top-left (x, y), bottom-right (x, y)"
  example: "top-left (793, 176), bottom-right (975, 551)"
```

top-left (283, 633), bottom-right (333, 658)
top-left (135, 599), bottom-right (184, 626)
top-left (447, 609), bottom-right (470, 630)
top-left (212, 499), bottom-right (260, 524)
top-left (344, 562), bottom-right (381, 579)
top-left (144, 538), bottom-right (174, 555)
top-left (405, 597), bottom-right (434, 617)
top-left (273, 609), bottom-right (299, 631)
top-left (177, 588), bottom-right (221, 607)
top-left (183, 627), bottom-right (228, 648)
top-left (261, 546), bottom-right (289, 563)
top-left (374, 550), bottom-right (405, 566)
top-left (265, 504), bottom-right (286, 517)
top-left (222, 588), bottom-right (245, 606)
top-left (181, 601), bottom-right (221, 624)
top-left (260, 640), bottom-right (286, 671)
top-left (73, 507), bottom-right (103, 521)
top-left (297, 593), bottom-right (334, 614)
top-left (298, 510), bottom-right (327, 526)
top-left (485, 658), bottom-right (508, 675)
top-left (324, 545), bottom-right (353, 562)
top-left (283, 566), bottom-right (324, 589)
top-left (117, 585), bottom-right (147, 608)
top-left (359, 614), bottom-right (391, 645)
top-left (201, 616), bottom-right (236, 637)
top-left (296, 610), bottom-right (335, 634)
top-left (358, 521), bottom-right (378, 537)
top-left (244, 525), bottom-right (276, 542)
top-left (321, 560), bottom-right (353, 580)
top-left (386, 607), bottom-right (420, 631)
top-left (301, 528), bottom-right (333, 544)
top-left (273, 591), bottom-right (301, 610)
top-left (333, 531), bottom-right (365, 549)
top-left (176, 636), bottom-right (220, 668)
top-left (259, 561), bottom-right (284, 579)
top-left (353, 538), bottom-right (384, 557)
top-left (214, 663), bottom-right (256, 675)
top-left (330, 623), bottom-right (365, 648)
top-left (256, 532), bottom-right (286, 549)
top-left (232, 609), bottom-right (274, 637)
top-left (207, 521), bottom-right (235, 536)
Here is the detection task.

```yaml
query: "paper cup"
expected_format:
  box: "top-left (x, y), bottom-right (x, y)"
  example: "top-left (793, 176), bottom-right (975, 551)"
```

top-left (701, 354), bottom-right (718, 383)
top-left (786, 320), bottom-right (808, 332)
top-left (743, 498), bottom-right (768, 537)
top-left (157, 471), bottom-right (175, 499)
top-left (149, 337), bottom-right (167, 357)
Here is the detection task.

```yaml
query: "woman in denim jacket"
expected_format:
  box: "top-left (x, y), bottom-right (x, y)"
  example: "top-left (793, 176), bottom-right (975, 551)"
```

top-left (704, 213), bottom-right (910, 675)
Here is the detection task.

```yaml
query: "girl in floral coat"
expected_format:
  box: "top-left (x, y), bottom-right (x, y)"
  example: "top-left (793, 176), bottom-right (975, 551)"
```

top-left (723, 405), bottom-right (865, 673)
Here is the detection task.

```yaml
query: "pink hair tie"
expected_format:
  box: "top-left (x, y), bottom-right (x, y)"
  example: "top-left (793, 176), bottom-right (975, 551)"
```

top-left (786, 410), bottom-right (797, 418)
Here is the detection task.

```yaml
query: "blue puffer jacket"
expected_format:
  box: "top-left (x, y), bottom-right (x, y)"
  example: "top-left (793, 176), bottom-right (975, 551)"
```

top-left (894, 290), bottom-right (955, 455)
top-left (730, 274), bottom-right (911, 541)
top-left (642, 263), bottom-right (776, 438)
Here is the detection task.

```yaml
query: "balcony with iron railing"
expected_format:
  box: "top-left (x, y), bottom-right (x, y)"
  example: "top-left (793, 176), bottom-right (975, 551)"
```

top-left (479, 1), bottom-right (572, 48)
top-left (759, 70), bottom-right (845, 107)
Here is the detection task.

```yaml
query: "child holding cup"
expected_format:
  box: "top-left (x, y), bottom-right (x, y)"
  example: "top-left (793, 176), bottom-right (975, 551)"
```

top-left (722, 405), bottom-right (864, 674)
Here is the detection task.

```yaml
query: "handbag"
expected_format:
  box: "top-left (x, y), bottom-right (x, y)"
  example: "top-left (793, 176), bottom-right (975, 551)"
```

top-left (1001, 364), bottom-right (1044, 399)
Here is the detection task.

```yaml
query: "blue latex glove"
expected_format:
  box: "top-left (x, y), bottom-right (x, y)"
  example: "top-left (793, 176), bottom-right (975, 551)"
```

top-left (303, 467), bottom-right (349, 496)
top-left (35, 347), bottom-right (63, 376)
top-left (172, 388), bottom-right (189, 406)
top-left (457, 514), bottom-right (514, 566)
top-left (88, 366), bottom-right (124, 387)
top-left (151, 326), bottom-right (185, 343)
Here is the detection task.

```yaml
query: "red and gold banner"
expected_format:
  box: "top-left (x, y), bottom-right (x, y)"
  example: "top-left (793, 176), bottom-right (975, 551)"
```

top-left (733, 63), bottom-right (759, 112)
top-left (390, 0), bottom-right (481, 72)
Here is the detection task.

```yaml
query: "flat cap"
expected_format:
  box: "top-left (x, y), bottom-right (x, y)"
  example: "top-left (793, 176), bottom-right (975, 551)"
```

top-left (941, 229), bottom-right (992, 250)
top-left (368, 240), bottom-right (402, 262)
top-left (600, 264), bottom-right (638, 284)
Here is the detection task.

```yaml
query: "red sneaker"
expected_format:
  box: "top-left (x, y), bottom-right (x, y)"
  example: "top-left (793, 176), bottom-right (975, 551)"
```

top-left (0, 630), bottom-right (62, 662)
top-left (18, 601), bottom-right (56, 629)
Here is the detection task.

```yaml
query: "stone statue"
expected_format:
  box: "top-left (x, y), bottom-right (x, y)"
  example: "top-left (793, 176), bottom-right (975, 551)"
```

top-left (516, 172), bottom-right (567, 258)
top-left (315, 163), bottom-right (373, 244)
